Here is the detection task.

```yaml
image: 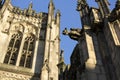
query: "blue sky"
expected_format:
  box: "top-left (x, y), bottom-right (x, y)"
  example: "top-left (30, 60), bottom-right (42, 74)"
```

top-left (11, 0), bottom-right (116, 64)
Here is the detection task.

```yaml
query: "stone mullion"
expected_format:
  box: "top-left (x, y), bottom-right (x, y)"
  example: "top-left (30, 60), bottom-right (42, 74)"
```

top-left (32, 28), bottom-right (40, 72)
top-left (16, 34), bottom-right (24, 66)
top-left (28, 40), bottom-right (33, 68)
top-left (8, 37), bottom-right (17, 64)
top-left (24, 40), bottom-right (30, 67)
top-left (24, 52), bottom-right (28, 67)
top-left (8, 51), bottom-right (13, 64)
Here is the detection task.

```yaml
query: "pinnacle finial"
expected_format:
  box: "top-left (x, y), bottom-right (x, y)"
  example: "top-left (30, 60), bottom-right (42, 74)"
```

top-left (50, 0), bottom-right (54, 4)
top-left (28, 1), bottom-right (33, 9)
top-left (56, 9), bottom-right (61, 14)
top-left (48, 0), bottom-right (55, 9)
top-left (50, 0), bottom-right (53, 3)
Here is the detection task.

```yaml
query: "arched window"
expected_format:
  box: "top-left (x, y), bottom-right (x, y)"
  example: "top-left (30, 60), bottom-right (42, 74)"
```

top-left (19, 35), bottom-right (35, 68)
top-left (4, 33), bottom-right (22, 65)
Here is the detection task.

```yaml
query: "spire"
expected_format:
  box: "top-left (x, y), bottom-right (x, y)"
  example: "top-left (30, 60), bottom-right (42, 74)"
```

top-left (56, 9), bottom-right (61, 16)
top-left (56, 9), bottom-right (60, 14)
top-left (48, 0), bottom-right (55, 9)
top-left (48, 0), bottom-right (55, 24)
top-left (56, 9), bottom-right (61, 26)
top-left (28, 1), bottom-right (33, 10)
top-left (27, 1), bottom-right (33, 16)
top-left (50, 0), bottom-right (53, 3)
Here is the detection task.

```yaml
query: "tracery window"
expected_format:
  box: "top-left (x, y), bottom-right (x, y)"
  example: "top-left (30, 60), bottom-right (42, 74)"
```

top-left (19, 35), bottom-right (35, 68)
top-left (4, 33), bottom-right (22, 65)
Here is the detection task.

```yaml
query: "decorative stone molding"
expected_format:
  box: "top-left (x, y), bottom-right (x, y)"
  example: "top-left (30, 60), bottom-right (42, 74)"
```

top-left (0, 70), bottom-right (39, 80)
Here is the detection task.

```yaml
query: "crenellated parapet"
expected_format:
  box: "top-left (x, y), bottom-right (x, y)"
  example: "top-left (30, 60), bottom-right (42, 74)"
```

top-left (0, 0), bottom-right (49, 26)
top-left (12, 6), bottom-right (42, 19)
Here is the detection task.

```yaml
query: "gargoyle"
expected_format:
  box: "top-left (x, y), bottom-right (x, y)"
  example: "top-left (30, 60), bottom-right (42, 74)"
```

top-left (62, 28), bottom-right (81, 41)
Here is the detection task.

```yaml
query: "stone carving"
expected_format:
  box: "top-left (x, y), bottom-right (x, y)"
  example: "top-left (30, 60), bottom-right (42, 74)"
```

top-left (0, 71), bottom-right (32, 80)
top-left (62, 28), bottom-right (81, 41)
top-left (2, 25), bottom-right (9, 33)
top-left (10, 25), bottom-right (24, 33)
top-left (25, 26), bottom-right (36, 35)
top-left (42, 59), bottom-right (50, 72)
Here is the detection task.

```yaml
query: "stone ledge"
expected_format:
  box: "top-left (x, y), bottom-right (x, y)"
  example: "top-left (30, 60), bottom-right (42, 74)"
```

top-left (0, 63), bottom-right (40, 77)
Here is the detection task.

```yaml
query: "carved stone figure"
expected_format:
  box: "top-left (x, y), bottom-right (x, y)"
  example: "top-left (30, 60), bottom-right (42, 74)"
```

top-left (62, 28), bottom-right (81, 41)
top-left (42, 59), bottom-right (51, 72)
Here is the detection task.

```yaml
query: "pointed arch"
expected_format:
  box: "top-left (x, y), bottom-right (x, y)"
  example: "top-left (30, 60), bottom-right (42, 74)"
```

top-left (4, 32), bottom-right (23, 65)
top-left (19, 33), bottom-right (35, 68)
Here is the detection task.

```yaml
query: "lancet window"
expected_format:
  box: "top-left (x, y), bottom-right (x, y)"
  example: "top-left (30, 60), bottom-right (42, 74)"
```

top-left (19, 35), bottom-right (35, 68)
top-left (4, 32), bottom-right (22, 65)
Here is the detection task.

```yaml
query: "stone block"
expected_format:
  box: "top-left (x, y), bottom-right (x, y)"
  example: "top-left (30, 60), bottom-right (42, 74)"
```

top-left (96, 60), bottom-right (103, 66)
top-left (98, 74), bottom-right (107, 80)
top-left (100, 66), bottom-right (106, 73)
top-left (87, 72), bottom-right (98, 80)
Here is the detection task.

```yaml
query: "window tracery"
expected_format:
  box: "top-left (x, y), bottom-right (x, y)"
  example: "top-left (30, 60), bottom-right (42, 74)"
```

top-left (4, 33), bottom-right (22, 65)
top-left (19, 35), bottom-right (35, 68)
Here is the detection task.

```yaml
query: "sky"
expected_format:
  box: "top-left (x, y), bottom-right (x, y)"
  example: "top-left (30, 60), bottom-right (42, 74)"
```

top-left (11, 0), bottom-right (116, 64)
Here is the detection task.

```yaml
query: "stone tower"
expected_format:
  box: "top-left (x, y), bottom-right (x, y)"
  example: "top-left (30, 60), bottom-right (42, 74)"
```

top-left (62, 0), bottom-right (120, 80)
top-left (0, 0), bottom-right (60, 80)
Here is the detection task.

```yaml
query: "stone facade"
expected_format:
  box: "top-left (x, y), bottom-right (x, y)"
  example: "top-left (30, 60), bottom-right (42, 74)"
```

top-left (0, 0), bottom-right (60, 80)
top-left (62, 0), bottom-right (120, 80)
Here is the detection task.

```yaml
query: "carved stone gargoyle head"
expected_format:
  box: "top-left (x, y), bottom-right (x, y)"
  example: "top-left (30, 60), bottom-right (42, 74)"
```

top-left (62, 28), bottom-right (81, 41)
top-left (62, 28), bottom-right (69, 35)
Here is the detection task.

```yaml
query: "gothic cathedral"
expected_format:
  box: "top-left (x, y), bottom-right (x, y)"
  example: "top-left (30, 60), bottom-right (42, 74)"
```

top-left (61, 0), bottom-right (120, 80)
top-left (0, 0), bottom-right (60, 80)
